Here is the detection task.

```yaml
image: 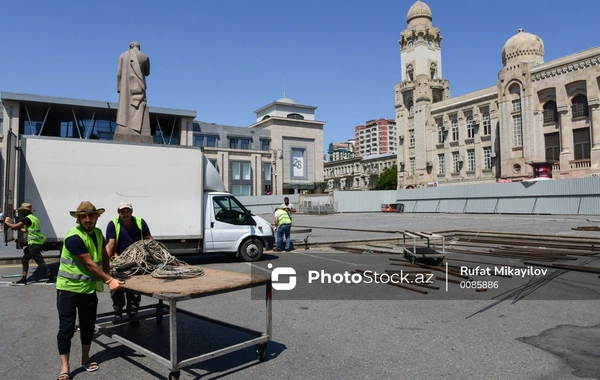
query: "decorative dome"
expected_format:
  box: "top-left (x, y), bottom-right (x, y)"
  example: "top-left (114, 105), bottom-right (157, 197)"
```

top-left (406, 1), bottom-right (432, 23)
top-left (502, 28), bottom-right (544, 66)
top-left (276, 97), bottom-right (297, 104)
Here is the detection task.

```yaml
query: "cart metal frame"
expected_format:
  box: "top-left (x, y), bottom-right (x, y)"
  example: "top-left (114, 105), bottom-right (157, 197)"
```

top-left (402, 230), bottom-right (446, 265)
top-left (96, 273), bottom-right (272, 379)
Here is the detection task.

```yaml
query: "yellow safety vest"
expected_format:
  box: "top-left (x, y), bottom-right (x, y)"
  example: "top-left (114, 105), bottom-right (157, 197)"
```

top-left (25, 214), bottom-right (46, 245)
top-left (112, 216), bottom-right (143, 246)
top-left (276, 209), bottom-right (292, 226)
top-left (56, 225), bottom-right (104, 294)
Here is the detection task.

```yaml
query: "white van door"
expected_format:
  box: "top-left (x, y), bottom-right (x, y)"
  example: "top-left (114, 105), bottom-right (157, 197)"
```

top-left (207, 194), bottom-right (251, 252)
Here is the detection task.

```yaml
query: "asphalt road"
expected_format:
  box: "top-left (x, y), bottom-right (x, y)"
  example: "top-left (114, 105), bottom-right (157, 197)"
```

top-left (1, 212), bottom-right (599, 380)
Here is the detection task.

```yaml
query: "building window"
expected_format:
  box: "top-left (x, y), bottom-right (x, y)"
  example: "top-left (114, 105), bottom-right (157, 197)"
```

top-left (483, 147), bottom-right (492, 169)
top-left (572, 95), bottom-right (589, 118)
top-left (438, 154), bottom-right (445, 175)
top-left (545, 133), bottom-right (560, 161)
top-left (409, 157), bottom-right (415, 175)
top-left (291, 148), bottom-right (307, 179)
top-left (543, 101), bottom-right (558, 123)
top-left (573, 128), bottom-right (590, 160)
top-left (467, 149), bottom-right (475, 171)
top-left (513, 115), bottom-right (523, 146)
top-left (408, 99), bottom-right (414, 118)
top-left (466, 116), bottom-right (475, 138)
top-left (287, 113), bottom-right (304, 120)
top-left (260, 139), bottom-right (270, 151)
top-left (452, 152), bottom-right (460, 173)
top-left (512, 99), bottom-right (521, 112)
top-left (451, 119), bottom-right (459, 141)
top-left (194, 135), bottom-right (218, 148)
top-left (438, 123), bottom-right (445, 143)
top-left (409, 130), bottom-right (415, 147)
top-left (229, 138), bottom-right (251, 150)
top-left (483, 112), bottom-right (491, 135)
top-left (231, 161), bottom-right (252, 196)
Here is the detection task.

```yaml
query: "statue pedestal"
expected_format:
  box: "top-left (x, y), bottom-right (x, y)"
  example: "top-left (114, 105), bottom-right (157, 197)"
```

top-left (113, 125), bottom-right (153, 144)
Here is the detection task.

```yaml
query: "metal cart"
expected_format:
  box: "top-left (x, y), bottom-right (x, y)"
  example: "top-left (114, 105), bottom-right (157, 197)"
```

top-left (96, 268), bottom-right (272, 380)
top-left (402, 230), bottom-right (446, 266)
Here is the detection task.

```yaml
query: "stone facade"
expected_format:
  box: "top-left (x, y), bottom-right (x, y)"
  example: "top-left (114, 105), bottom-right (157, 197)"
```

top-left (324, 153), bottom-right (396, 191)
top-left (396, 1), bottom-right (600, 188)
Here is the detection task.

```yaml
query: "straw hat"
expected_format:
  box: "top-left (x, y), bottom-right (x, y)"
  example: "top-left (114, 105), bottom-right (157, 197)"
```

top-left (17, 202), bottom-right (35, 212)
top-left (69, 201), bottom-right (105, 218)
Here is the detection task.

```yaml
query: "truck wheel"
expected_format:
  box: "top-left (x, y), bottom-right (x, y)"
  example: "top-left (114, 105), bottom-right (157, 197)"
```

top-left (239, 239), bottom-right (263, 262)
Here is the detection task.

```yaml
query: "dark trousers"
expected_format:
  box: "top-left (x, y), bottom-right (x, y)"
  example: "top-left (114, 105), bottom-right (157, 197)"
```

top-left (56, 290), bottom-right (98, 355)
top-left (22, 244), bottom-right (50, 274)
top-left (111, 289), bottom-right (141, 315)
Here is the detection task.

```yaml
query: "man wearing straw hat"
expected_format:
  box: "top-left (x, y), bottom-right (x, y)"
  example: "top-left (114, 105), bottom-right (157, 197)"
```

top-left (4, 202), bottom-right (55, 285)
top-left (55, 201), bottom-right (123, 379)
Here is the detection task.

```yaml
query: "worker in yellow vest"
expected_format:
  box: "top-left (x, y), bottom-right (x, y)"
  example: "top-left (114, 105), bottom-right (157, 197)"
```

top-left (55, 201), bottom-right (122, 380)
top-left (4, 202), bottom-right (54, 284)
top-left (274, 207), bottom-right (292, 252)
top-left (106, 201), bottom-right (152, 325)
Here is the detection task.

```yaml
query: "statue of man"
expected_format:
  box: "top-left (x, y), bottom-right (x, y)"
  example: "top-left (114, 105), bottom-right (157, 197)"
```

top-left (115, 41), bottom-right (152, 143)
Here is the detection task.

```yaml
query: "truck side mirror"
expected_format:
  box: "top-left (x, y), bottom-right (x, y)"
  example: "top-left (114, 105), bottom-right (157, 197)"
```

top-left (245, 210), bottom-right (256, 225)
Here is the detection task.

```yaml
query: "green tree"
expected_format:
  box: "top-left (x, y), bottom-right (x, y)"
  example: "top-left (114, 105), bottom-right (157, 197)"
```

top-left (374, 164), bottom-right (398, 190)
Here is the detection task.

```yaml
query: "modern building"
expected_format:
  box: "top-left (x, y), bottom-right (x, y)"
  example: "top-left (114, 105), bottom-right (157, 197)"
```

top-left (0, 92), bottom-right (325, 198)
top-left (355, 118), bottom-right (397, 157)
top-left (327, 140), bottom-right (355, 162)
top-left (395, 0), bottom-right (600, 188)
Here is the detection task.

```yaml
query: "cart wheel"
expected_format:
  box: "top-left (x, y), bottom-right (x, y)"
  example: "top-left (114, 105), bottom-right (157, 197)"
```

top-left (168, 370), bottom-right (180, 380)
top-left (256, 343), bottom-right (268, 362)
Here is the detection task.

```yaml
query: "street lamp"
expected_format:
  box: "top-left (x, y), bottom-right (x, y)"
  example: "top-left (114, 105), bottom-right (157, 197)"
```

top-left (269, 149), bottom-right (283, 195)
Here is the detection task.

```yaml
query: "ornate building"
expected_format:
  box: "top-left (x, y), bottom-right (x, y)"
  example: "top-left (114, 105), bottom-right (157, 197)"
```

top-left (396, 0), bottom-right (600, 188)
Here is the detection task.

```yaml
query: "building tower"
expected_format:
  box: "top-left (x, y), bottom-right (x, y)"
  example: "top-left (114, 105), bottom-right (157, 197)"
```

top-left (497, 28), bottom-right (546, 179)
top-left (395, 0), bottom-right (450, 187)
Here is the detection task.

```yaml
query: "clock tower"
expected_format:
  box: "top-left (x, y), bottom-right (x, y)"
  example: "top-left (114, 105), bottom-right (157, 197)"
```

top-left (395, 0), bottom-right (450, 187)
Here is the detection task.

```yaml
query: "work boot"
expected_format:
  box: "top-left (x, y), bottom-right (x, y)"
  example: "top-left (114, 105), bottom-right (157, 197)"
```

top-left (14, 278), bottom-right (27, 285)
top-left (47, 276), bottom-right (56, 284)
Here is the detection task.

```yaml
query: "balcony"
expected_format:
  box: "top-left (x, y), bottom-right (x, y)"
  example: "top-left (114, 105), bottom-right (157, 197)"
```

top-left (570, 159), bottom-right (590, 169)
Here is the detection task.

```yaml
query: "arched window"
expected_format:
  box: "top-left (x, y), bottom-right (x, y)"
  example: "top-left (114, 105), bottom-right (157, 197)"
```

top-left (451, 119), bottom-right (459, 141)
top-left (482, 112), bottom-right (491, 135)
top-left (262, 115), bottom-right (271, 121)
top-left (543, 101), bottom-right (558, 123)
top-left (287, 113), bottom-right (304, 120)
top-left (437, 122), bottom-right (445, 144)
top-left (466, 116), bottom-right (475, 138)
top-left (509, 84), bottom-right (521, 112)
top-left (571, 95), bottom-right (589, 118)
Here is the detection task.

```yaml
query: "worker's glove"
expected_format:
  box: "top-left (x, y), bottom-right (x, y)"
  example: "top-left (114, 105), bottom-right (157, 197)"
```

top-left (104, 277), bottom-right (124, 291)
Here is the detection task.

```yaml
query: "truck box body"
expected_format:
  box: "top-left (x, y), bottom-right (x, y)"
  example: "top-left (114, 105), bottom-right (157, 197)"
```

top-left (7, 135), bottom-right (274, 261)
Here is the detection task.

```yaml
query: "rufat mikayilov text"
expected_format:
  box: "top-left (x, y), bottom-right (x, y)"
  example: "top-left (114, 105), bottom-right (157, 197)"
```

top-left (460, 266), bottom-right (548, 278)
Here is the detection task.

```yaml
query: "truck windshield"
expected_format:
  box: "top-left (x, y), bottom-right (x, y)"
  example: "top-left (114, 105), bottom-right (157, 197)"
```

top-left (212, 196), bottom-right (248, 225)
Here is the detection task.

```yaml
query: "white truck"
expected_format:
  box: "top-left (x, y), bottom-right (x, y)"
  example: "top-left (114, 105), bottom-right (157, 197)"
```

top-left (4, 135), bottom-right (275, 261)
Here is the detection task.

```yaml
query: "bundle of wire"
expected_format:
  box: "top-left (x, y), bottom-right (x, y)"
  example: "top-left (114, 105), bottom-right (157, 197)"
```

top-left (110, 240), bottom-right (204, 279)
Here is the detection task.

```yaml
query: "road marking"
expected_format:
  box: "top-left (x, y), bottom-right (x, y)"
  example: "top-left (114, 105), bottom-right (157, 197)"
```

top-left (246, 263), bottom-right (272, 273)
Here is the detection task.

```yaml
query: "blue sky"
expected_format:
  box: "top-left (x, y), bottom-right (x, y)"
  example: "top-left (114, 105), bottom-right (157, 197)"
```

top-left (1, 0), bottom-right (599, 153)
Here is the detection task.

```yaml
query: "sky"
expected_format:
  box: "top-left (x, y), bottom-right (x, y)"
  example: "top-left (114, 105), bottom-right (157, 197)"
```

top-left (1, 0), bottom-right (599, 153)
